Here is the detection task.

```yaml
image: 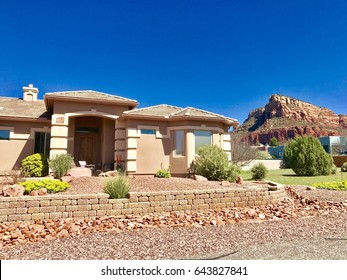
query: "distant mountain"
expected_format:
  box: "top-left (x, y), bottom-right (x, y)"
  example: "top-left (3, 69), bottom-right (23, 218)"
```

top-left (231, 94), bottom-right (347, 145)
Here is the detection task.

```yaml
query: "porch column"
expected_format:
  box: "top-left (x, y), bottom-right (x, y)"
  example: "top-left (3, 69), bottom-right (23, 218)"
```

top-left (125, 127), bottom-right (139, 173)
top-left (223, 133), bottom-right (232, 161)
top-left (50, 114), bottom-right (69, 158)
top-left (186, 130), bottom-right (195, 168)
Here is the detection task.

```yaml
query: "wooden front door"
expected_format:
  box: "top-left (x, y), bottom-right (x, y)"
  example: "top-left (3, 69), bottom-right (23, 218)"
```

top-left (75, 133), bottom-right (99, 165)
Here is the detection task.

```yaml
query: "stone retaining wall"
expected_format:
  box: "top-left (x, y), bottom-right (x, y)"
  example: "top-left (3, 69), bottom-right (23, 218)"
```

top-left (0, 186), bottom-right (286, 222)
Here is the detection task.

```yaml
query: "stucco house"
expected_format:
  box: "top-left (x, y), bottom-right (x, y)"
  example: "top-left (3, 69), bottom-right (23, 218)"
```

top-left (0, 84), bottom-right (238, 176)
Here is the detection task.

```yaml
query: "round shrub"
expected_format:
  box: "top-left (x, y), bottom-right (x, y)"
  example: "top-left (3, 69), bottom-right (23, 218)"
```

top-left (283, 136), bottom-right (334, 176)
top-left (20, 179), bottom-right (70, 194)
top-left (49, 153), bottom-right (74, 179)
top-left (21, 153), bottom-right (49, 177)
top-left (251, 163), bottom-right (268, 179)
top-left (194, 145), bottom-right (241, 182)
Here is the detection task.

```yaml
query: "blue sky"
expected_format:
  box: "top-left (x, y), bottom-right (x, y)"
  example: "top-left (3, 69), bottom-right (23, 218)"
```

top-left (0, 0), bottom-right (347, 124)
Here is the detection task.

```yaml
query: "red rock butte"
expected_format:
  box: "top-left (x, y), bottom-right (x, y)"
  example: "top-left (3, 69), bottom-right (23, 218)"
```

top-left (232, 94), bottom-right (347, 145)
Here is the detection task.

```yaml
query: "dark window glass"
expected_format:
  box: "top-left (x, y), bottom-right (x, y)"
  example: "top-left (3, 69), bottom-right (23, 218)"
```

top-left (34, 132), bottom-right (51, 156)
top-left (141, 129), bottom-right (156, 135)
top-left (0, 130), bottom-right (10, 140)
top-left (76, 127), bottom-right (99, 133)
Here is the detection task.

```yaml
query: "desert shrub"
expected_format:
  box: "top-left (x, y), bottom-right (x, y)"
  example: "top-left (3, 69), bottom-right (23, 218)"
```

top-left (20, 179), bottom-right (70, 194)
top-left (283, 137), bottom-right (334, 176)
top-left (194, 145), bottom-right (241, 182)
top-left (21, 153), bottom-right (49, 177)
top-left (49, 153), bottom-right (74, 179)
top-left (103, 175), bottom-right (130, 199)
top-left (312, 180), bottom-right (347, 191)
top-left (256, 151), bottom-right (272, 160)
top-left (268, 137), bottom-right (279, 147)
top-left (156, 166), bottom-right (171, 178)
top-left (250, 163), bottom-right (268, 179)
top-left (230, 142), bottom-right (258, 166)
top-left (342, 162), bottom-right (347, 172)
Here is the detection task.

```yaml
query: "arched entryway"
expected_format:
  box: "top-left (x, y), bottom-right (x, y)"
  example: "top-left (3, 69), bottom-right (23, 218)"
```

top-left (67, 115), bottom-right (116, 171)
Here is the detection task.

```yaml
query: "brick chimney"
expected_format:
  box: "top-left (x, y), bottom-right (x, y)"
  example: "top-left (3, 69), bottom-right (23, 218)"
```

top-left (23, 84), bottom-right (39, 101)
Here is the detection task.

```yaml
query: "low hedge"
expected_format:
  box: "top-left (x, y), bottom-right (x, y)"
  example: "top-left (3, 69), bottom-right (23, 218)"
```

top-left (312, 180), bottom-right (347, 191)
top-left (20, 179), bottom-right (70, 194)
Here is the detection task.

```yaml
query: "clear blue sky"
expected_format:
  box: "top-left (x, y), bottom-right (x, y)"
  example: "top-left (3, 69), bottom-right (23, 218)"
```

top-left (1, 0), bottom-right (347, 124)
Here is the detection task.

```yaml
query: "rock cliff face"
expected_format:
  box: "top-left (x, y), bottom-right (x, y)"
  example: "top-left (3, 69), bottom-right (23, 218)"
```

top-left (232, 94), bottom-right (347, 144)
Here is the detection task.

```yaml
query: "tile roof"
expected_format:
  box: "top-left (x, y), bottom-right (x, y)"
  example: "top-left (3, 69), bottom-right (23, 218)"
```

top-left (0, 97), bottom-right (50, 119)
top-left (44, 90), bottom-right (138, 104)
top-left (123, 104), bottom-right (238, 124)
top-left (123, 104), bottom-right (182, 117)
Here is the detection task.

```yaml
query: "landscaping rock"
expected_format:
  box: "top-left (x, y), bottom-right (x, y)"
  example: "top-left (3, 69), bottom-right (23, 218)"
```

top-left (220, 180), bottom-right (231, 187)
top-left (194, 175), bottom-right (208, 181)
top-left (57, 229), bottom-right (70, 238)
top-left (98, 170), bottom-right (117, 177)
top-left (67, 167), bottom-right (92, 178)
top-left (30, 190), bottom-right (39, 196)
top-left (61, 176), bottom-right (73, 183)
top-left (236, 176), bottom-right (243, 184)
top-left (2, 185), bottom-right (25, 197)
top-left (38, 188), bottom-right (47, 196)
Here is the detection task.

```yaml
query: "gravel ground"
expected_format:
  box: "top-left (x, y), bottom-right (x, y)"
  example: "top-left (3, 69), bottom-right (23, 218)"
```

top-left (1, 213), bottom-right (347, 260)
top-left (1, 176), bottom-right (347, 260)
top-left (55, 177), bottom-right (347, 203)
top-left (61, 176), bottom-right (264, 195)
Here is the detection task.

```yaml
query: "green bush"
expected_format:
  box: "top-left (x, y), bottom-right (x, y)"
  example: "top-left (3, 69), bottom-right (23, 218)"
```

top-left (156, 167), bottom-right (171, 178)
top-left (251, 163), bottom-right (268, 179)
top-left (20, 179), bottom-right (70, 194)
top-left (194, 145), bottom-right (241, 182)
top-left (268, 137), bottom-right (279, 147)
top-left (312, 180), bottom-right (347, 191)
top-left (21, 153), bottom-right (49, 177)
top-left (103, 175), bottom-right (130, 199)
top-left (341, 162), bottom-right (347, 172)
top-left (256, 151), bottom-right (272, 160)
top-left (283, 137), bottom-right (334, 176)
top-left (49, 153), bottom-right (74, 179)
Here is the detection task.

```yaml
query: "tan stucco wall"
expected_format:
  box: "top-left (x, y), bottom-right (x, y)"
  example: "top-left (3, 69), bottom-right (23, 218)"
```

top-left (0, 120), bottom-right (49, 170)
top-left (136, 134), bottom-right (170, 174)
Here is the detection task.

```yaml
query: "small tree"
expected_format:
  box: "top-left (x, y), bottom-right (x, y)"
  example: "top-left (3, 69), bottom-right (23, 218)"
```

top-left (194, 145), bottom-right (240, 182)
top-left (231, 142), bottom-right (258, 166)
top-left (283, 136), bottom-right (334, 176)
top-left (268, 137), bottom-right (279, 147)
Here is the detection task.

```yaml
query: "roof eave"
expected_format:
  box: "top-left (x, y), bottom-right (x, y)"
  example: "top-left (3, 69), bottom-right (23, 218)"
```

top-left (44, 94), bottom-right (139, 107)
top-left (0, 116), bottom-right (51, 123)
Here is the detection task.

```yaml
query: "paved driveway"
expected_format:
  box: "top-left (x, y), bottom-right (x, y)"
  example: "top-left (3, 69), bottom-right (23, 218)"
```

top-left (201, 234), bottom-right (347, 260)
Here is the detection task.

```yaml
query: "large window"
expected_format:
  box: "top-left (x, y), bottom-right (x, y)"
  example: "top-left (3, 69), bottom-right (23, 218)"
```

top-left (175, 130), bottom-right (184, 155)
top-left (194, 130), bottom-right (212, 153)
top-left (0, 130), bottom-right (10, 140)
top-left (34, 132), bottom-right (51, 156)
